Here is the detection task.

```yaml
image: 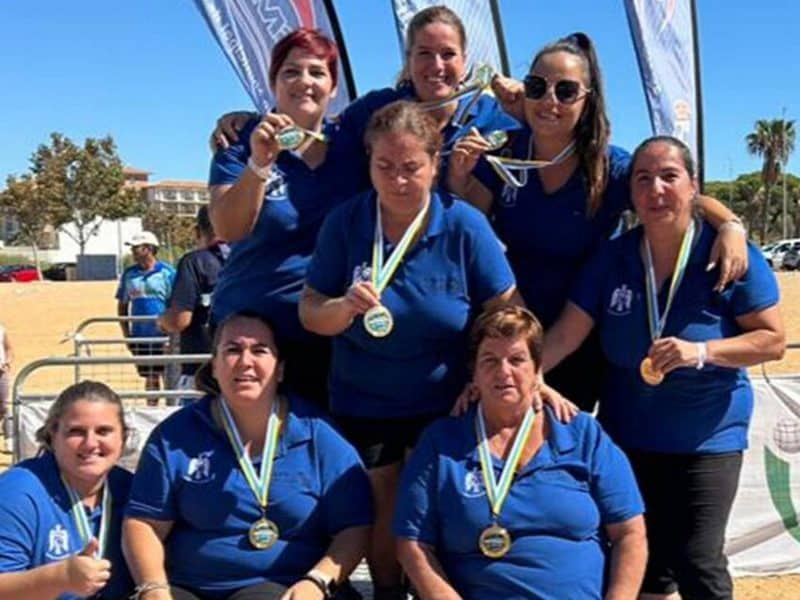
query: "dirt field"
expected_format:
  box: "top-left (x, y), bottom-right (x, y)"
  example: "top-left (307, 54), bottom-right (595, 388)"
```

top-left (2, 276), bottom-right (800, 598)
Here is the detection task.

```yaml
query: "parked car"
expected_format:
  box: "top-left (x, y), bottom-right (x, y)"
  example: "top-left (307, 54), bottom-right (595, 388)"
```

top-left (0, 264), bottom-right (41, 282)
top-left (782, 248), bottom-right (800, 271)
top-left (43, 262), bottom-right (76, 281)
top-left (762, 239), bottom-right (800, 269)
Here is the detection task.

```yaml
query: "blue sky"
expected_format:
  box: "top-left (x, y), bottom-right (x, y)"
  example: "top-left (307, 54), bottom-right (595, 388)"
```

top-left (1, 1), bottom-right (797, 185)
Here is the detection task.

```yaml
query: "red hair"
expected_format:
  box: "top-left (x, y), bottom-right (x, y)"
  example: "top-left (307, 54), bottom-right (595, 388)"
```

top-left (269, 28), bottom-right (339, 89)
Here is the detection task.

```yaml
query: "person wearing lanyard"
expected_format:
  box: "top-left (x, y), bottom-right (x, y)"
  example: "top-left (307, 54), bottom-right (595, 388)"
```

top-left (122, 312), bottom-right (372, 600)
top-left (447, 32), bottom-right (749, 412)
top-left (299, 100), bottom-right (519, 598)
top-left (208, 29), bottom-right (361, 408)
top-left (543, 136), bottom-right (785, 599)
top-left (0, 381), bottom-right (133, 600)
top-left (393, 306), bottom-right (646, 599)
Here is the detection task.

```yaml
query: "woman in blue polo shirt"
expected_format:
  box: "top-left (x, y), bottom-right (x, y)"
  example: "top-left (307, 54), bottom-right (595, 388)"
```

top-left (123, 312), bottom-right (372, 600)
top-left (447, 32), bottom-right (748, 411)
top-left (543, 136), bottom-right (785, 599)
top-left (394, 305), bottom-right (646, 599)
top-left (0, 381), bottom-right (133, 600)
top-left (299, 100), bottom-right (518, 598)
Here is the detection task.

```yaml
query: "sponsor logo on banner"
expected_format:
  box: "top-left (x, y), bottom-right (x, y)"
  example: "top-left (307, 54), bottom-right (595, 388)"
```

top-left (672, 99), bottom-right (692, 145)
top-left (765, 403), bottom-right (800, 544)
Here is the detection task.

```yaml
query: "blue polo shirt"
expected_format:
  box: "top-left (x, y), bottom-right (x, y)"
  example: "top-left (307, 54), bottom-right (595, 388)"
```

top-left (334, 84), bottom-right (520, 181)
top-left (473, 129), bottom-right (631, 327)
top-left (115, 261), bottom-right (176, 337)
top-left (209, 118), bottom-right (362, 343)
top-left (0, 453), bottom-right (133, 600)
top-left (125, 394), bottom-right (373, 600)
top-left (570, 221), bottom-right (780, 453)
top-left (305, 190), bottom-right (515, 418)
top-left (393, 407), bottom-right (643, 599)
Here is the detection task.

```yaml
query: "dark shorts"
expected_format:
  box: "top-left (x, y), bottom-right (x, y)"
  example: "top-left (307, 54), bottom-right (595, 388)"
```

top-left (128, 342), bottom-right (166, 376)
top-left (171, 580), bottom-right (286, 600)
top-left (626, 449), bottom-right (743, 600)
top-left (335, 412), bottom-right (445, 469)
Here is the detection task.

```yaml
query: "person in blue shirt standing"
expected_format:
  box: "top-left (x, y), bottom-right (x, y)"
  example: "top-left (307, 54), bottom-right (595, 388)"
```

top-left (123, 312), bottom-right (372, 600)
top-left (447, 32), bottom-right (749, 412)
top-left (0, 380), bottom-right (133, 600)
top-left (299, 100), bottom-right (519, 599)
top-left (394, 305), bottom-right (646, 599)
top-left (544, 136), bottom-right (785, 600)
top-left (116, 231), bottom-right (175, 399)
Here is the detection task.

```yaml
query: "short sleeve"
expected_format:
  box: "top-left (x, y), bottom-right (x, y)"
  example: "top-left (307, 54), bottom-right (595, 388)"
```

top-left (315, 421), bottom-right (374, 535)
top-left (209, 119), bottom-right (258, 186)
top-left (392, 427), bottom-right (439, 545)
top-left (0, 484), bottom-right (35, 571)
top-left (305, 207), bottom-right (351, 298)
top-left (586, 419), bottom-right (644, 525)
top-left (465, 209), bottom-right (515, 304)
top-left (169, 255), bottom-right (201, 312)
top-left (125, 429), bottom-right (178, 521)
top-left (569, 243), bottom-right (614, 321)
top-left (729, 243), bottom-right (780, 317)
top-left (115, 273), bottom-right (128, 302)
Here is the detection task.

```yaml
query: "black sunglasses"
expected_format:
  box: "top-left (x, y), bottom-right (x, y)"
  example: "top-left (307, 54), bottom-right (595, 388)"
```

top-left (523, 74), bottom-right (590, 105)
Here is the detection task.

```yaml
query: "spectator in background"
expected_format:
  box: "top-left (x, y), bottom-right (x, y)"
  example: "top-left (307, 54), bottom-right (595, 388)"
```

top-left (116, 231), bottom-right (175, 401)
top-left (158, 206), bottom-right (228, 400)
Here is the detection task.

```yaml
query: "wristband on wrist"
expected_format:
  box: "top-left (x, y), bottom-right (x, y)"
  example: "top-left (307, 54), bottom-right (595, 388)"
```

top-left (300, 568), bottom-right (337, 598)
top-left (695, 342), bottom-right (708, 370)
top-left (132, 581), bottom-right (170, 599)
top-left (246, 156), bottom-right (271, 181)
top-left (720, 218), bottom-right (746, 236)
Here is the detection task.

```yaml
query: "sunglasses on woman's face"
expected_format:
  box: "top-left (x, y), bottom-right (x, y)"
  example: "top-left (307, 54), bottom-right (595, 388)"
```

top-left (523, 74), bottom-right (590, 104)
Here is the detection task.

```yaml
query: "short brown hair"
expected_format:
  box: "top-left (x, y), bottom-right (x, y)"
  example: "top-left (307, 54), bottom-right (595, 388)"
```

top-left (364, 100), bottom-right (443, 158)
top-left (469, 306), bottom-right (544, 371)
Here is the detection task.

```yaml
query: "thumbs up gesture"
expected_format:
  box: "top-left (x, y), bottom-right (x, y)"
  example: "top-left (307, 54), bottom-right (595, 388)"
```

top-left (63, 538), bottom-right (112, 596)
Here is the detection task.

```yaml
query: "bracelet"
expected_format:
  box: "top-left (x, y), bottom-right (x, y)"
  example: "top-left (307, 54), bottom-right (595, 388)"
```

top-left (719, 219), bottom-right (746, 236)
top-left (246, 156), bottom-right (271, 181)
top-left (695, 342), bottom-right (708, 370)
top-left (131, 581), bottom-right (169, 599)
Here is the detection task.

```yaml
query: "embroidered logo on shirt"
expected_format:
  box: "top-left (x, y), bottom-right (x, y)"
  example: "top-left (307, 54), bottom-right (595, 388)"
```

top-left (45, 524), bottom-right (70, 559)
top-left (608, 284), bottom-right (633, 316)
top-left (265, 170), bottom-right (288, 200)
top-left (463, 467), bottom-right (487, 498)
top-left (184, 450), bottom-right (216, 483)
top-left (352, 262), bottom-right (372, 286)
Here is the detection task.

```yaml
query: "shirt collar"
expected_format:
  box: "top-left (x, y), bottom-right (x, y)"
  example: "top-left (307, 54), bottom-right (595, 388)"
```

top-left (355, 189), bottom-right (449, 242)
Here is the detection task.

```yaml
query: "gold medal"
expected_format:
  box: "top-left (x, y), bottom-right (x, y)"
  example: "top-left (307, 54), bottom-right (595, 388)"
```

top-left (478, 523), bottom-right (512, 558)
top-left (640, 357), bottom-right (664, 386)
top-left (248, 517), bottom-right (279, 550)
top-left (363, 304), bottom-right (394, 338)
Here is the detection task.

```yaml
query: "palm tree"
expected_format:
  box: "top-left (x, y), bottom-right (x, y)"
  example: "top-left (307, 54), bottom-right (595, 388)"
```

top-left (746, 118), bottom-right (796, 242)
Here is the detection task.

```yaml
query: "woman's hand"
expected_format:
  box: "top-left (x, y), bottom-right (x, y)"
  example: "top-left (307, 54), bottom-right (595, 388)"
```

top-left (648, 337), bottom-right (701, 374)
top-left (708, 224), bottom-right (748, 292)
top-left (279, 579), bottom-right (325, 600)
top-left (491, 74), bottom-right (525, 121)
top-left (250, 113), bottom-right (295, 170)
top-left (209, 110), bottom-right (259, 151)
top-left (344, 281), bottom-right (381, 316)
top-left (63, 539), bottom-right (112, 597)
top-left (449, 130), bottom-right (491, 184)
top-left (450, 382), bottom-right (479, 416)
top-left (538, 380), bottom-right (579, 422)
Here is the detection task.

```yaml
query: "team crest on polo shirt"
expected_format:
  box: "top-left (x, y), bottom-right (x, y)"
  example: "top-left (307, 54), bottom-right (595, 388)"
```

top-left (45, 524), bottom-right (71, 559)
top-left (608, 284), bottom-right (633, 316)
top-left (184, 450), bottom-right (216, 483)
top-left (265, 170), bottom-right (288, 200)
top-left (352, 263), bottom-right (372, 285)
top-left (463, 467), bottom-right (486, 498)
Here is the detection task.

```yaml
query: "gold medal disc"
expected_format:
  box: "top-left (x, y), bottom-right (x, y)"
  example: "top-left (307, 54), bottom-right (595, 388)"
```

top-left (640, 357), bottom-right (664, 386)
top-left (363, 304), bottom-right (394, 338)
top-left (478, 524), bottom-right (512, 559)
top-left (248, 517), bottom-right (279, 550)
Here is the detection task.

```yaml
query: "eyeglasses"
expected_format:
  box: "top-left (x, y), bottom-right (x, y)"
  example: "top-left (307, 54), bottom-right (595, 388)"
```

top-left (523, 74), bottom-right (591, 105)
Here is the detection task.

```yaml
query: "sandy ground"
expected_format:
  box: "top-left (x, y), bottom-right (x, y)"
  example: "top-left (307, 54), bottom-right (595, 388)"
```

top-left (2, 276), bottom-right (800, 598)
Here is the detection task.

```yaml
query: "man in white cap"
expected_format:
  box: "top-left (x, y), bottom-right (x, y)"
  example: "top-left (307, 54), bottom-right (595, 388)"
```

top-left (115, 231), bottom-right (176, 399)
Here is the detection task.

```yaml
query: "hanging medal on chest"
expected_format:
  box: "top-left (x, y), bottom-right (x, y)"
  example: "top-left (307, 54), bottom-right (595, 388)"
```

top-left (219, 397), bottom-right (283, 550)
top-left (61, 476), bottom-right (112, 559)
top-left (364, 194), bottom-right (429, 338)
top-left (640, 221), bottom-right (696, 386)
top-left (474, 406), bottom-right (535, 559)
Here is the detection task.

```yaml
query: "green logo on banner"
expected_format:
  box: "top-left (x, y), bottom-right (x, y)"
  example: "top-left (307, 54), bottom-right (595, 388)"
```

top-left (765, 444), bottom-right (800, 544)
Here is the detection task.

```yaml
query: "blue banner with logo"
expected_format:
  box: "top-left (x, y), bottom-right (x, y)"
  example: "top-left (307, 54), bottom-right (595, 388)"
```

top-left (193, 0), bottom-right (356, 114)
top-left (390, 0), bottom-right (509, 76)
top-left (624, 0), bottom-right (703, 180)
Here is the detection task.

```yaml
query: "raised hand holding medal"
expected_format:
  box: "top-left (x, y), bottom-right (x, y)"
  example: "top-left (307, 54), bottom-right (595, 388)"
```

top-left (641, 220), bottom-right (696, 385)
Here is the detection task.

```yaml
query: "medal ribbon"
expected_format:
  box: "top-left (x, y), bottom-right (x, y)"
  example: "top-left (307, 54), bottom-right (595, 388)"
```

top-left (485, 140), bottom-right (576, 189)
top-left (371, 196), bottom-right (429, 294)
top-left (418, 63), bottom-right (494, 126)
top-left (475, 407), bottom-right (535, 518)
top-left (643, 220), bottom-right (696, 341)
top-left (219, 397), bottom-right (282, 511)
top-left (61, 476), bottom-right (111, 559)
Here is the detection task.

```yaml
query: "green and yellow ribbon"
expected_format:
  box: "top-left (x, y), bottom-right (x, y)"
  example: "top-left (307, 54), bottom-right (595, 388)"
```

top-left (61, 475), bottom-right (111, 559)
top-left (371, 195), bottom-right (429, 295)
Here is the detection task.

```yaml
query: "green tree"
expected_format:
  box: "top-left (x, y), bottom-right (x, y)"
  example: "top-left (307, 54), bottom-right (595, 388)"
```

top-left (0, 174), bottom-right (61, 277)
top-left (746, 118), bottom-right (796, 243)
top-left (30, 133), bottom-right (144, 256)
